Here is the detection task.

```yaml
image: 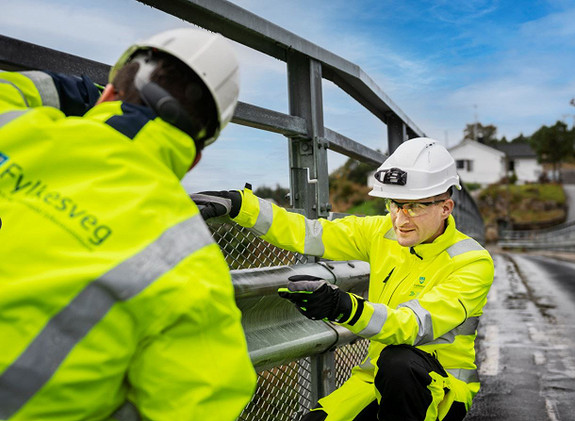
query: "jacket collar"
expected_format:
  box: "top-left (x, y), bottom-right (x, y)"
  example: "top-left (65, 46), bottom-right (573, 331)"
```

top-left (409, 214), bottom-right (457, 260)
top-left (85, 101), bottom-right (196, 180)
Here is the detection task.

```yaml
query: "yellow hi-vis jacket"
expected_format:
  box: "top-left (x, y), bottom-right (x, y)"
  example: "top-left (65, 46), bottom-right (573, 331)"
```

top-left (233, 189), bottom-right (494, 420)
top-left (0, 71), bottom-right (256, 420)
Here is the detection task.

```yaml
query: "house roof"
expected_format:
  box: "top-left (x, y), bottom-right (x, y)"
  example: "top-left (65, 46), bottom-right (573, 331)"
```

top-left (449, 139), bottom-right (537, 160)
top-left (448, 139), bottom-right (505, 157)
top-left (492, 142), bottom-right (537, 159)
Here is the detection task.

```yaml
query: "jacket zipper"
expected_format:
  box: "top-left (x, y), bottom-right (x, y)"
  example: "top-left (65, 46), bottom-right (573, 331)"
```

top-left (376, 267), bottom-right (395, 302)
top-left (387, 253), bottom-right (419, 305)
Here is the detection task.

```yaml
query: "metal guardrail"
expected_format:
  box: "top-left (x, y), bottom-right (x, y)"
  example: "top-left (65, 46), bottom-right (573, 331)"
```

top-left (207, 219), bottom-right (371, 420)
top-left (234, 260), bottom-right (370, 371)
top-left (452, 188), bottom-right (485, 243)
top-left (1, 0), bottom-right (486, 418)
top-left (499, 219), bottom-right (575, 251)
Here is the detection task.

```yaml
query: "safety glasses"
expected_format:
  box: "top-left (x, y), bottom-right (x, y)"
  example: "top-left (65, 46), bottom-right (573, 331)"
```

top-left (385, 198), bottom-right (446, 217)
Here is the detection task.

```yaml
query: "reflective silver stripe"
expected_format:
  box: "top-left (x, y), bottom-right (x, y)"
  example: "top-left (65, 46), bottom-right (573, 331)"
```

top-left (0, 79), bottom-right (29, 107)
top-left (384, 228), bottom-right (396, 240)
top-left (447, 368), bottom-right (480, 383)
top-left (304, 218), bottom-right (324, 256)
top-left (398, 299), bottom-right (434, 345)
top-left (20, 71), bottom-right (60, 109)
top-left (358, 303), bottom-right (388, 337)
top-left (112, 401), bottom-right (141, 421)
top-left (0, 215), bottom-right (213, 418)
top-left (251, 197), bottom-right (273, 236)
top-left (358, 358), bottom-right (375, 371)
top-left (446, 238), bottom-right (484, 258)
top-left (424, 317), bottom-right (480, 346)
top-left (0, 110), bottom-right (27, 128)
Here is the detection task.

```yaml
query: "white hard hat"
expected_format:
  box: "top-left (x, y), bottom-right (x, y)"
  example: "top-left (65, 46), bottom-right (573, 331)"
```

top-left (110, 28), bottom-right (240, 146)
top-left (369, 137), bottom-right (461, 200)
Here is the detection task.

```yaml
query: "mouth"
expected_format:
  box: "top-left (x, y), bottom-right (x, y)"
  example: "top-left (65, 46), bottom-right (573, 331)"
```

top-left (396, 227), bottom-right (415, 234)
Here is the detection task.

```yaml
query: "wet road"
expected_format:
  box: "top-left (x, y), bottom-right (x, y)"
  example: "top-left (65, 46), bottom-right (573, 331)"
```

top-left (466, 252), bottom-right (575, 420)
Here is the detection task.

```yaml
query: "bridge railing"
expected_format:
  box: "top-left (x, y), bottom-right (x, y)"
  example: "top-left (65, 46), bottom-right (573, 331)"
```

top-left (1, 1), bottom-right (485, 419)
top-left (499, 219), bottom-right (575, 252)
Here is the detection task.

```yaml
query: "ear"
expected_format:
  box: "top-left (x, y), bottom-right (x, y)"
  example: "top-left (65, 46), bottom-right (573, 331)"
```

top-left (188, 150), bottom-right (202, 171)
top-left (441, 199), bottom-right (454, 220)
top-left (95, 84), bottom-right (119, 105)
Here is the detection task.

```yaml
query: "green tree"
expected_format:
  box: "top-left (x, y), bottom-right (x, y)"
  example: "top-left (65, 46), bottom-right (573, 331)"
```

top-left (342, 158), bottom-right (375, 185)
top-left (254, 184), bottom-right (290, 207)
top-left (529, 121), bottom-right (574, 181)
top-left (511, 133), bottom-right (529, 143)
top-left (463, 122), bottom-right (498, 145)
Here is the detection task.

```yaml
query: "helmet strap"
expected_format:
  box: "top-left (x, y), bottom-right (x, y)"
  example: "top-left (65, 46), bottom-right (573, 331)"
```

top-left (131, 54), bottom-right (206, 152)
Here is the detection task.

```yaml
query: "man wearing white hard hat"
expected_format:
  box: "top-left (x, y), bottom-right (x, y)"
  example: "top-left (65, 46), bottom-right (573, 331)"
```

top-left (194, 138), bottom-right (494, 420)
top-left (0, 28), bottom-right (255, 420)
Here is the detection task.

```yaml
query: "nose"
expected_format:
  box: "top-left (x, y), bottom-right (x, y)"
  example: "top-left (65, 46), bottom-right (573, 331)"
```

top-left (394, 207), bottom-right (411, 224)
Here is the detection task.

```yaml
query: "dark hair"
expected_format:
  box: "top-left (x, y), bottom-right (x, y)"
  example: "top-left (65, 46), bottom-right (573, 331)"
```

top-left (112, 51), bottom-right (218, 142)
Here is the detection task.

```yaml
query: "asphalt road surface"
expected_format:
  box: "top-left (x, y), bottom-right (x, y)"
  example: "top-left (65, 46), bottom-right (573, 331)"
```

top-left (466, 252), bottom-right (575, 420)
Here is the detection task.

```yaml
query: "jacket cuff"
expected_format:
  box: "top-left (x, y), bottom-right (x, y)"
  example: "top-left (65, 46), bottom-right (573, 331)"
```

top-left (338, 301), bottom-right (389, 339)
top-left (232, 188), bottom-right (260, 228)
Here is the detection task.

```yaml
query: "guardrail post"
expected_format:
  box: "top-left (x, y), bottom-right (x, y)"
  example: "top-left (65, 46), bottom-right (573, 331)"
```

top-left (386, 113), bottom-right (407, 153)
top-left (310, 352), bottom-right (336, 405)
top-left (287, 51), bottom-right (330, 220)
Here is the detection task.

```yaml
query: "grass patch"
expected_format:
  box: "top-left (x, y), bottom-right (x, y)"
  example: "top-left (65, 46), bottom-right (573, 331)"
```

top-left (476, 183), bottom-right (566, 227)
top-left (347, 199), bottom-right (387, 216)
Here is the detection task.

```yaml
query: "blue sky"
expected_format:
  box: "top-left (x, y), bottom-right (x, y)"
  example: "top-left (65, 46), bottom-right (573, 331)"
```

top-left (2, 0), bottom-right (575, 192)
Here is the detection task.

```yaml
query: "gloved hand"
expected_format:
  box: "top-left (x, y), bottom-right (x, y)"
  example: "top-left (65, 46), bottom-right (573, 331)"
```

top-left (278, 275), bottom-right (363, 323)
top-left (190, 190), bottom-right (242, 220)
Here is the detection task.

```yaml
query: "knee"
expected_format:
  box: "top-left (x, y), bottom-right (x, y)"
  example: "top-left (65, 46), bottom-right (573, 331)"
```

top-left (376, 345), bottom-right (417, 381)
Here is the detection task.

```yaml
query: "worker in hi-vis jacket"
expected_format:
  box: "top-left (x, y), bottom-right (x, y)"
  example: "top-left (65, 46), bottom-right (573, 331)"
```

top-left (192, 138), bottom-right (494, 421)
top-left (0, 28), bottom-right (256, 420)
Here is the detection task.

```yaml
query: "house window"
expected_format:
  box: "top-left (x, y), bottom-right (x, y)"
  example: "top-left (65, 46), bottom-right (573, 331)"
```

top-left (456, 159), bottom-right (473, 171)
top-left (507, 160), bottom-right (515, 172)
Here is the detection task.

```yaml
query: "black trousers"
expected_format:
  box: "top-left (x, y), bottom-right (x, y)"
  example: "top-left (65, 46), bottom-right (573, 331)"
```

top-left (301, 345), bottom-right (467, 421)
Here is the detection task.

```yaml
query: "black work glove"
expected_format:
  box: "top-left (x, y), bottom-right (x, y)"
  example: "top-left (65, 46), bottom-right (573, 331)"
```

top-left (190, 190), bottom-right (242, 220)
top-left (278, 275), bottom-right (360, 322)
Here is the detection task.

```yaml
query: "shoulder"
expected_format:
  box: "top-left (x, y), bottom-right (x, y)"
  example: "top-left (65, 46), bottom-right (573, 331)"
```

top-left (444, 232), bottom-right (493, 270)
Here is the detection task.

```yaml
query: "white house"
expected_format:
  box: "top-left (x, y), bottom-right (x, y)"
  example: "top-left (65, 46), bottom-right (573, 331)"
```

top-left (448, 140), bottom-right (506, 186)
top-left (448, 140), bottom-right (542, 186)
top-left (492, 142), bottom-right (542, 183)
top-left (366, 140), bottom-right (542, 188)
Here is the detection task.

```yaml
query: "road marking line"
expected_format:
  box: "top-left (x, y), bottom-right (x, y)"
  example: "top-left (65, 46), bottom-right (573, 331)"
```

top-left (533, 350), bottom-right (546, 365)
top-left (545, 398), bottom-right (560, 421)
top-left (480, 325), bottom-right (500, 376)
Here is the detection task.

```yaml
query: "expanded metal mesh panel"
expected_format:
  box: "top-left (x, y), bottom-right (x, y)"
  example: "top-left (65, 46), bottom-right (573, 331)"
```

top-left (334, 339), bottom-right (370, 388)
top-left (207, 219), bottom-right (306, 269)
top-left (205, 219), bottom-right (369, 420)
top-left (238, 340), bottom-right (369, 421)
top-left (239, 359), bottom-right (313, 421)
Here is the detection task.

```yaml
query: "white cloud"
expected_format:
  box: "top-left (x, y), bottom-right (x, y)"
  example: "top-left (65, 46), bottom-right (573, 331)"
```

top-left (520, 7), bottom-right (575, 41)
top-left (426, 0), bottom-right (500, 24)
top-left (182, 125), bottom-right (290, 192)
top-left (1, 1), bottom-right (166, 63)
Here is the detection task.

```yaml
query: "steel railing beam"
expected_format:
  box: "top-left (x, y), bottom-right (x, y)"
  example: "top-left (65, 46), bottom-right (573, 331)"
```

top-left (0, 34), bottom-right (109, 83)
top-left (0, 35), bottom-right (386, 168)
top-left (136, 0), bottom-right (425, 137)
